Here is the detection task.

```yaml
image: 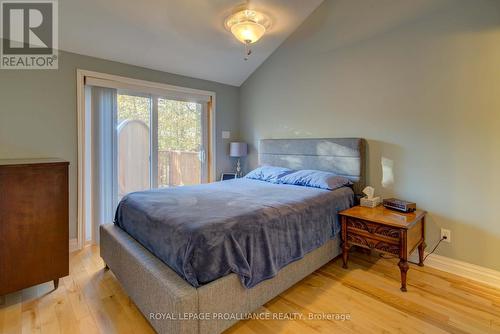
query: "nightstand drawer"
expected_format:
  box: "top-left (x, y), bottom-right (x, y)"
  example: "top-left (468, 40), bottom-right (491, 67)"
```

top-left (346, 234), bottom-right (400, 255)
top-left (346, 217), bottom-right (401, 244)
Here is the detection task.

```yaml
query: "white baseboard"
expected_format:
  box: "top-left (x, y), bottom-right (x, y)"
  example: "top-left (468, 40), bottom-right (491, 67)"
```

top-left (411, 252), bottom-right (500, 289)
top-left (69, 238), bottom-right (79, 253)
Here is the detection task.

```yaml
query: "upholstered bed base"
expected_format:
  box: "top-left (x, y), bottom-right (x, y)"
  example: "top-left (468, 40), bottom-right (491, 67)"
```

top-left (100, 224), bottom-right (341, 334)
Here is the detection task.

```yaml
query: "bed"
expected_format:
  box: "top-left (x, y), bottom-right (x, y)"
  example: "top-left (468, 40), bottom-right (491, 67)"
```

top-left (100, 138), bottom-right (366, 334)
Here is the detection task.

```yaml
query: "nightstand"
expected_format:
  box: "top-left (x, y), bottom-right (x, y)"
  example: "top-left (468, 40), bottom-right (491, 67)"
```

top-left (339, 205), bottom-right (427, 292)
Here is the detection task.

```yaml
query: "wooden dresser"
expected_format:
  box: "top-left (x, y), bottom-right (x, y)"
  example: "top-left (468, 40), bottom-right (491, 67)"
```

top-left (0, 159), bottom-right (69, 298)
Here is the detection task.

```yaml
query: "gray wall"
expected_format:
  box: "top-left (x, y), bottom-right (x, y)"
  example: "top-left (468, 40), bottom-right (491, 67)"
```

top-left (240, 0), bottom-right (500, 270)
top-left (0, 49), bottom-right (239, 238)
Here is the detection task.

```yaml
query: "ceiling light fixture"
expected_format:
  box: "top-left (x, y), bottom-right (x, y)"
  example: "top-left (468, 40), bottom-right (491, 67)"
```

top-left (225, 8), bottom-right (271, 60)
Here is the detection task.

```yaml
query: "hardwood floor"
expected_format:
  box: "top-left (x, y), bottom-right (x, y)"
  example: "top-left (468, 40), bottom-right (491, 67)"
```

top-left (1, 246), bottom-right (499, 334)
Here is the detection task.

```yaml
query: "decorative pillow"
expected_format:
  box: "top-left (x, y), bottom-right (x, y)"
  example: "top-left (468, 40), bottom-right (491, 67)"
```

top-left (278, 169), bottom-right (352, 190)
top-left (245, 166), bottom-right (294, 183)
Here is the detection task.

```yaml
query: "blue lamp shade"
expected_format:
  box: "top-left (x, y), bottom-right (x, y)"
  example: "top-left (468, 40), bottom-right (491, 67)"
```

top-left (229, 142), bottom-right (248, 157)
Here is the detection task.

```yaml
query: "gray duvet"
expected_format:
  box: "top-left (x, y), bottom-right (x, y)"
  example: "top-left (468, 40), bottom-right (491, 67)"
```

top-left (114, 178), bottom-right (354, 288)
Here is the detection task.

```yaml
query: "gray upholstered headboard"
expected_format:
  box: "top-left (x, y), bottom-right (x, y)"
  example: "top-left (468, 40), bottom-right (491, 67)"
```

top-left (259, 138), bottom-right (366, 195)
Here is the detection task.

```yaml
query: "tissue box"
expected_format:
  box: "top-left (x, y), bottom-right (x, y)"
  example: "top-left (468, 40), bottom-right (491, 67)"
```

top-left (360, 196), bottom-right (381, 208)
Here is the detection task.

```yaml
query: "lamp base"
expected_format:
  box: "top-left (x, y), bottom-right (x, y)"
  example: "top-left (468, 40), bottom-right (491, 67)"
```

top-left (236, 159), bottom-right (242, 177)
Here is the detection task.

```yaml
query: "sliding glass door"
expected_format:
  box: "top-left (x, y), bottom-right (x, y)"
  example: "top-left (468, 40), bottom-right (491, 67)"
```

top-left (116, 92), bottom-right (208, 198)
top-left (84, 75), bottom-right (214, 245)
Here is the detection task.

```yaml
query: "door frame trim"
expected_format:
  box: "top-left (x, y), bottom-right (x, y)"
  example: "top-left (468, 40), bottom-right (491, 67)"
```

top-left (76, 69), bottom-right (217, 250)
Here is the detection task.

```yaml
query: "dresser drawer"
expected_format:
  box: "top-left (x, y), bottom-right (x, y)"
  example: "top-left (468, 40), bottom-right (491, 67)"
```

top-left (346, 217), bottom-right (401, 244)
top-left (346, 233), bottom-right (400, 256)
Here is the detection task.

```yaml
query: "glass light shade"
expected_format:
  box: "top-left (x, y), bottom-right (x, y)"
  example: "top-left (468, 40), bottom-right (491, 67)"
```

top-left (225, 9), bottom-right (271, 45)
top-left (230, 21), bottom-right (266, 44)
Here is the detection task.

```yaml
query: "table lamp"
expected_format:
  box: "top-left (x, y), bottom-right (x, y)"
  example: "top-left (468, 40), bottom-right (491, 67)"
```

top-left (229, 142), bottom-right (247, 177)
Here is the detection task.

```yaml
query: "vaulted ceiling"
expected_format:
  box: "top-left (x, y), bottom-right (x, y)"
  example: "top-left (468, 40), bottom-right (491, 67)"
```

top-left (60, 0), bottom-right (323, 86)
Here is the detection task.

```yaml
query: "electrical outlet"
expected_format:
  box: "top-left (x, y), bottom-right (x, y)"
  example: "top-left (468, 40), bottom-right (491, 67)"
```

top-left (440, 228), bottom-right (451, 243)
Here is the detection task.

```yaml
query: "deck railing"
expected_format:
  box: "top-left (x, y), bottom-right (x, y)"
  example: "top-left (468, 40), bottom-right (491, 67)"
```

top-left (158, 150), bottom-right (201, 187)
